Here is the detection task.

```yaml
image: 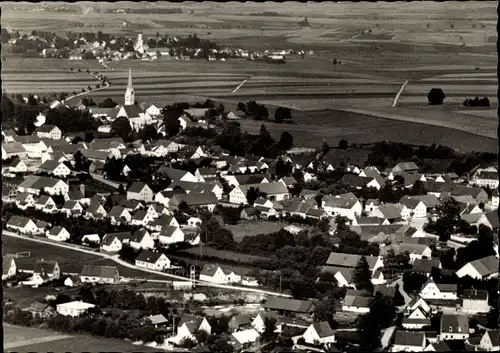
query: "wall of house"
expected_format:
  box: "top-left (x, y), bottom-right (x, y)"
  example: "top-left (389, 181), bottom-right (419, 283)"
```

top-left (439, 332), bottom-right (469, 340)
top-left (341, 305), bottom-right (370, 313)
top-left (392, 344), bottom-right (424, 352)
top-left (462, 299), bottom-right (489, 313)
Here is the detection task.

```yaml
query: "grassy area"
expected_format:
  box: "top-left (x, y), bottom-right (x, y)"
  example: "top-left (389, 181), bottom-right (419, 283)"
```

top-left (4, 325), bottom-right (163, 353)
top-left (2, 235), bottom-right (167, 280)
top-left (226, 221), bottom-right (285, 243)
top-left (179, 245), bottom-right (269, 265)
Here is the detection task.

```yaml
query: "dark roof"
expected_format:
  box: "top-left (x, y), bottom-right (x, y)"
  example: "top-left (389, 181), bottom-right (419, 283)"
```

top-left (81, 265), bottom-right (118, 278)
top-left (135, 250), bottom-right (165, 264)
top-left (312, 322), bottom-right (335, 338)
top-left (169, 192), bottom-right (218, 207)
top-left (325, 253), bottom-right (378, 269)
top-left (230, 314), bottom-right (253, 327)
top-left (393, 331), bottom-right (425, 346)
top-left (36, 124), bottom-right (59, 133)
top-left (440, 314), bottom-right (469, 334)
top-left (263, 297), bottom-right (315, 313)
top-left (7, 215), bottom-right (32, 228)
top-left (484, 330), bottom-right (500, 347)
top-left (412, 259), bottom-right (440, 274)
top-left (340, 174), bottom-right (376, 188)
top-left (427, 341), bottom-right (451, 352)
top-left (463, 255), bottom-right (498, 277)
top-left (128, 182), bottom-right (150, 193)
top-left (463, 289), bottom-right (488, 301)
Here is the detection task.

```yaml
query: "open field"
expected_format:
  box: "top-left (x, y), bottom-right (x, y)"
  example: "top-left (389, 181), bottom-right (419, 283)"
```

top-left (4, 324), bottom-right (163, 353)
top-left (179, 246), bottom-right (269, 265)
top-left (226, 221), bottom-right (285, 242)
top-left (2, 236), bottom-right (167, 280)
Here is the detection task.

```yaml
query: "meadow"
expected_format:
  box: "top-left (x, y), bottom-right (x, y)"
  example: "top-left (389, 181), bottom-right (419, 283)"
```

top-left (2, 235), bottom-right (168, 280)
top-left (226, 221), bottom-right (285, 243)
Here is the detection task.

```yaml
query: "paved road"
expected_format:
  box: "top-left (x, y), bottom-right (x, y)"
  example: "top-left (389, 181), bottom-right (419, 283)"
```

top-left (4, 231), bottom-right (291, 297)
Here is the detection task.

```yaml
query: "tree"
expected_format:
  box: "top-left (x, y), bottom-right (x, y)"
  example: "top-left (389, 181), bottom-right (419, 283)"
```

top-left (98, 98), bottom-right (118, 108)
top-left (278, 131), bottom-right (294, 151)
top-left (427, 88), bottom-right (446, 105)
top-left (110, 116), bottom-right (132, 141)
top-left (262, 316), bottom-right (277, 342)
top-left (138, 125), bottom-right (158, 143)
top-left (162, 105), bottom-right (182, 137)
top-left (246, 187), bottom-right (265, 206)
top-left (338, 139), bottom-right (348, 149)
top-left (313, 291), bottom-right (338, 327)
top-left (210, 228), bottom-right (235, 250)
top-left (274, 106), bottom-right (292, 123)
top-left (353, 256), bottom-right (373, 292)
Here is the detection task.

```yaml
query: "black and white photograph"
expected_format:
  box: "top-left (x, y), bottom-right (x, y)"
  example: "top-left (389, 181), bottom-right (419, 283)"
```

top-left (1, 1), bottom-right (499, 352)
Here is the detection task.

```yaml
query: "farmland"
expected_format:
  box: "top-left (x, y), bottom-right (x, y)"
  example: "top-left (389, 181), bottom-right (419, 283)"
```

top-left (1, 1), bottom-right (497, 154)
top-left (4, 324), bottom-right (163, 353)
top-left (2, 235), bottom-right (167, 280)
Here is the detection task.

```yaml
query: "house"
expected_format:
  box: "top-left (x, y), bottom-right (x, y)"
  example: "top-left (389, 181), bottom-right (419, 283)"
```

top-left (324, 253), bottom-right (384, 274)
top-left (85, 202), bottom-right (107, 220)
top-left (231, 329), bottom-right (261, 350)
top-left (2, 129), bottom-right (18, 143)
top-left (100, 234), bottom-right (123, 252)
top-left (127, 182), bottom-right (153, 203)
top-left (108, 206), bottom-right (132, 224)
top-left (391, 331), bottom-right (426, 352)
top-left (233, 182), bottom-right (290, 205)
top-left (229, 314), bottom-right (254, 332)
top-left (409, 194), bottom-right (442, 212)
top-left (195, 167), bottom-right (218, 181)
top-left (456, 255), bottom-right (498, 280)
top-left (15, 192), bottom-right (37, 209)
top-left (18, 176), bottom-right (69, 196)
top-left (424, 341), bottom-right (451, 352)
top-left (38, 160), bottom-right (72, 178)
top-left (460, 213), bottom-right (493, 230)
top-left (492, 190), bottom-right (499, 209)
top-left (402, 306), bottom-right (431, 329)
top-left (82, 234), bottom-right (100, 245)
top-left (303, 322), bottom-right (336, 345)
top-left (156, 166), bottom-right (198, 183)
top-left (34, 259), bottom-right (61, 279)
top-left (61, 200), bottom-right (84, 217)
top-left (56, 301), bottom-right (95, 317)
top-left (370, 203), bottom-right (410, 221)
top-left (479, 329), bottom-right (500, 351)
top-left (406, 297), bottom-right (432, 316)
top-left (80, 265), bottom-right (119, 284)
top-left (149, 215), bottom-right (179, 232)
top-left (450, 185), bottom-right (489, 204)
top-left (158, 226), bottom-right (185, 244)
top-left (223, 173), bottom-right (270, 187)
top-left (340, 174), bottom-right (382, 190)
top-left (3, 256), bottom-right (17, 280)
top-left (148, 314), bottom-right (169, 329)
top-left (341, 295), bottom-right (371, 313)
top-left (167, 180), bottom-right (224, 200)
top-left (2, 142), bottom-right (27, 160)
top-left (462, 289), bottom-right (489, 314)
top-left (6, 215), bottom-right (39, 234)
top-left (399, 196), bottom-right (428, 218)
top-left (168, 192), bottom-right (218, 212)
top-left (21, 302), bottom-right (55, 318)
top-left (412, 259), bottom-right (442, 277)
top-left (472, 170), bottom-right (499, 189)
top-left (199, 264), bottom-right (242, 284)
top-left (263, 297), bottom-right (315, 316)
top-left (392, 162), bottom-right (420, 174)
top-left (419, 279), bottom-right (458, 300)
top-left (187, 217), bottom-right (202, 227)
top-left (129, 229), bottom-right (155, 250)
top-left (34, 195), bottom-right (57, 214)
top-left (2, 158), bottom-right (28, 174)
top-left (391, 243), bottom-right (432, 264)
top-left (323, 196), bottom-right (363, 220)
top-left (46, 226), bottom-right (70, 242)
top-left (135, 250), bottom-right (171, 270)
top-left (177, 314), bottom-right (212, 341)
top-left (131, 209), bottom-right (155, 227)
top-left (251, 312), bottom-right (282, 334)
top-left (35, 125), bottom-right (62, 140)
top-left (439, 314), bottom-right (469, 341)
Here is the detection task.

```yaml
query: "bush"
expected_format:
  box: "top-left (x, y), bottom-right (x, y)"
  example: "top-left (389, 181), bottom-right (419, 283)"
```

top-left (427, 88), bottom-right (446, 105)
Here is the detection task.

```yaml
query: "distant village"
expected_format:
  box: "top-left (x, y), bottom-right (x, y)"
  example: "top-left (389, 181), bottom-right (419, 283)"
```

top-left (2, 57), bottom-right (499, 352)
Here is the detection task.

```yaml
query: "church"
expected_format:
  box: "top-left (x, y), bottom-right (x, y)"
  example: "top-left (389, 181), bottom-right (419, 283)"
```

top-left (114, 69), bottom-right (160, 131)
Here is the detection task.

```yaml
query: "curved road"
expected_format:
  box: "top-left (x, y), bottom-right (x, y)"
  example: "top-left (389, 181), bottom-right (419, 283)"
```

top-left (3, 231), bottom-right (291, 298)
top-left (62, 71), bottom-right (110, 105)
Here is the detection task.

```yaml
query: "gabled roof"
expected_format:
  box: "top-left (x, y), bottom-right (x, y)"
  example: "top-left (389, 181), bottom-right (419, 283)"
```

top-left (127, 181), bottom-right (150, 193)
top-left (340, 174), bottom-right (377, 188)
top-left (135, 250), bottom-right (165, 264)
top-left (48, 226), bottom-right (67, 235)
top-left (375, 203), bottom-right (405, 219)
top-left (156, 166), bottom-right (191, 180)
top-left (461, 255), bottom-right (498, 277)
top-left (426, 341), bottom-right (451, 352)
top-left (231, 174), bottom-right (269, 185)
top-left (230, 314), bottom-right (253, 327)
top-left (148, 314), bottom-right (168, 325)
top-left (263, 297), bottom-right (315, 313)
top-left (324, 196), bottom-right (359, 209)
top-left (39, 160), bottom-right (69, 172)
top-left (311, 322), bottom-right (335, 338)
top-left (2, 142), bottom-right (26, 154)
top-left (108, 205), bottom-right (128, 217)
top-left (399, 196), bottom-right (425, 209)
top-left (36, 124), bottom-right (59, 133)
top-left (484, 330), bottom-right (500, 347)
top-left (408, 194), bottom-right (442, 208)
top-left (169, 192), bottom-right (218, 207)
top-left (81, 265), bottom-right (118, 278)
top-left (394, 162), bottom-right (419, 172)
top-left (393, 331), bottom-right (425, 346)
top-left (440, 314), bottom-right (469, 334)
top-left (325, 253), bottom-right (379, 270)
top-left (343, 295), bottom-right (372, 308)
top-left (7, 215), bottom-right (33, 227)
top-left (412, 259), bottom-right (440, 274)
top-left (450, 185), bottom-right (486, 198)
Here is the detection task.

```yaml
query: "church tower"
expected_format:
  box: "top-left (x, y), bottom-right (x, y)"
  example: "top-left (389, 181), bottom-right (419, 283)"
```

top-left (124, 69), bottom-right (135, 106)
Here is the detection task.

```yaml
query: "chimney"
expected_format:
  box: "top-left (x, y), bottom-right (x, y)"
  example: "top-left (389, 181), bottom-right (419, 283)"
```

top-left (80, 184), bottom-right (85, 197)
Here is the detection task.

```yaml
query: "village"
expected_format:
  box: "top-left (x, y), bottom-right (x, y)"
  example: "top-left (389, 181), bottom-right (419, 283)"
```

top-left (2, 60), bottom-right (499, 352)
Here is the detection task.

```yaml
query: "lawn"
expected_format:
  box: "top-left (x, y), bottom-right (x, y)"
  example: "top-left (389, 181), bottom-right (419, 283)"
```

top-left (226, 221), bottom-right (286, 243)
top-left (2, 235), bottom-right (167, 280)
top-left (179, 246), bottom-right (269, 265)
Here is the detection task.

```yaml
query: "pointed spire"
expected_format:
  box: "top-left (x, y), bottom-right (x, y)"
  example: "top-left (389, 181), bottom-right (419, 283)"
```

top-left (127, 68), bottom-right (133, 88)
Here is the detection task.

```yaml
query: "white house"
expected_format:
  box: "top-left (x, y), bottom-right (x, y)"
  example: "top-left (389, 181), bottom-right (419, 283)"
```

top-left (462, 289), bottom-right (489, 314)
top-left (399, 196), bottom-right (428, 218)
top-left (251, 313), bottom-right (282, 334)
top-left (38, 160), bottom-right (72, 178)
top-left (199, 264), bottom-right (242, 285)
top-left (439, 314), bottom-right (469, 341)
top-left (56, 301), bottom-right (95, 317)
top-left (456, 255), bottom-right (498, 280)
top-left (36, 125), bottom-right (62, 140)
top-left (393, 243), bottom-right (433, 264)
top-left (129, 229), bottom-right (155, 250)
top-left (80, 265), bottom-right (119, 284)
top-left (341, 295), bottom-right (371, 313)
top-left (303, 322), bottom-right (336, 345)
top-left (127, 182), bottom-right (153, 203)
top-left (46, 226), bottom-right (70, 242)
top-left (6, 216), bottom-right (39, 234)
top-left (491, 190), bottom-right (499, 209)
top-left (158, 226), bottom-right (185, 244)
top-left (323, 197), bottom-right (362, 220)
top-left (3, 256), bottom-right (17, 280)
top-left (135, 250), bottom-right (171, 271)
top-left (176, 315), bottom-right (212, 341)
top-left (402, 307), bottom-right (431, 330)
top-left (479, 330), bottom-right (500, 351)
top-left (419, 279), bottom-right (458, 300)
top-left (82, 234), bottom-right (100, 245)
top-left (100, 234), bottom-right (123, 252)
top-left (231, 328), bottom-right (261, 348)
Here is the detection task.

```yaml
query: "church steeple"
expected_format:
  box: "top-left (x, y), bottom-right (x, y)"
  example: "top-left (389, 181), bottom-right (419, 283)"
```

top-left (124, 68), bottom-right (135, 106)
